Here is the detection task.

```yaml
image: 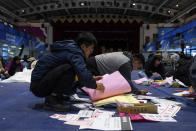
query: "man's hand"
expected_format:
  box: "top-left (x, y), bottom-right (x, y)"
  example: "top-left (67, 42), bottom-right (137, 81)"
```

top-left (140, 89), bottom-right (148, 95)
top-left (93, 76), bottom-right (103, 81)
top-left (96, 82), bottom-right (105, 92)
top-left (4, 71), bottom-right (9, 75)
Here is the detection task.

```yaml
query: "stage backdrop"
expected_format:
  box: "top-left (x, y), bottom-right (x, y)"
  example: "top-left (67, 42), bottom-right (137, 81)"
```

top-left (51, 19), bottom-right (142, 54)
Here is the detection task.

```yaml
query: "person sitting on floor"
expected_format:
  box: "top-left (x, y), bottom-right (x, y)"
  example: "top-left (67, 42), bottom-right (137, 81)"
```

top-left (0, 55), bottom-right (9, 79)
top-left (132, 54), bottom-right (149, 78)
top-left (145, 55), bottom-right (165, 80)
top-left (174, 54), bottom-right (193, 87)
top-left (189, 55), bottom-right (196, 94)
top-left (86, 52), bottom-right (148, 95)
top-left (22, 55), bottom-right (29, 68)
top-left (30, 32), bottom-right (105, 112)
top-left (132, 54), bottom-right (145, 70)
top-left (5, 56), bottom-right (23, 77)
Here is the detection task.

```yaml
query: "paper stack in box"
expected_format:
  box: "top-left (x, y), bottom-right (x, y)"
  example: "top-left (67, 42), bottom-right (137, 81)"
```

top-left (117, 102), bottom-right (157, 114)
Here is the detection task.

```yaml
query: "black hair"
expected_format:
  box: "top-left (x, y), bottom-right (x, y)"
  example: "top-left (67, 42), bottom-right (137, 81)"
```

top-left (13, 56), bottom-right (21, 64)
top-left (76, 32), bottom-right (97, 47)
top-left (23, 55), bottom-right (28, 62)
top-left (148, 53), bottom-right (154, 60)
top-left (154, 55), bottom-right (162, 61)
top-left (133, 53), bottom-right (145, 66)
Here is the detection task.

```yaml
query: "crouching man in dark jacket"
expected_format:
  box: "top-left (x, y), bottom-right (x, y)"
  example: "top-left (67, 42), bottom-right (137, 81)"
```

top-left (30, 32), bottom-right (104, 111)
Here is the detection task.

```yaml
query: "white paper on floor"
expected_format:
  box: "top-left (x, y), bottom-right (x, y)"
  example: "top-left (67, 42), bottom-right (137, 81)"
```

top-left (1, 68), bottom-right (32, 83)
top-left (50, 114), bottom-right (80, 122)
top-left (151, 98), bottom-right (183, 106)
top-left (77, 110), bottom-right (94, 118)
top-left (70, 94), bottom-right (91, 103)
top-left (173, 91), bottom-right (190, 96)
top-left (156, 104), bottom-right (181, 117)
top-left (79, 117), bottom-right (133, 130)
top-left (140, 113), bottom-right (177, 122)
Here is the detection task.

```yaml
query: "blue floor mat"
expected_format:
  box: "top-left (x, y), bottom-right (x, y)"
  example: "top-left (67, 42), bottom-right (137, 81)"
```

top-left (1, 75), bottom-right (196, 131)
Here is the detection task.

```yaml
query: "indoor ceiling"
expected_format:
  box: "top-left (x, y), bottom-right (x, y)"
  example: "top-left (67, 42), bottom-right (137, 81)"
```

top-left (0, 0), bottom-right (195, 23)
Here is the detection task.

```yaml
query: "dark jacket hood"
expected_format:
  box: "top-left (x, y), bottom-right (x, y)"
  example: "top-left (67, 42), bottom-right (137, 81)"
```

top-left (50, 40), bottom-right (84, 57)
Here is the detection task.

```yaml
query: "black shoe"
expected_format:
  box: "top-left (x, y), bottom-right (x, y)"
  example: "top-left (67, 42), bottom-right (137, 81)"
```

top-left (44, 95), bottom-right (71, 112)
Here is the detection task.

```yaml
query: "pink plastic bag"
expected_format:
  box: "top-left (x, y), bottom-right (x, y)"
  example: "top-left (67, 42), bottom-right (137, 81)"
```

top-left (82, 71), bottom-right (131, 101)
top-left (118, 112), bottom-right (156, 122)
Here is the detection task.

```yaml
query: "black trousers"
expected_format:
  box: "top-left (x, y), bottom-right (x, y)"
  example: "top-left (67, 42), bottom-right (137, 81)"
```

top-left (30, 64), bottom-right (75, 97)
top-left (119, 62), bottom-right (141, 94)
top-left (86, 57), bottom-right (100, 76)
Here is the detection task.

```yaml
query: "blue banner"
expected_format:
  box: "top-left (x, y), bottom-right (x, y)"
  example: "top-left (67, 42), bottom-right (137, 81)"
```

top-left (0, 23), bottom-right (35, 47)
top-left (158, 20), bottom-right (196, 41)
top-left (145, 43), bottom-right (156, 51)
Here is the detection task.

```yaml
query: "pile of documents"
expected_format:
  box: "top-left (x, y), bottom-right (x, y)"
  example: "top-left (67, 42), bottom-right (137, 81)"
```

top-left (50, 109), bottom-right (133, 130)
top-left (93, 94), bottom-right (139, 107)
top-left (133, 77), bottom-right (174, 87)
top-left (134, 95), bottom-right (182, 122)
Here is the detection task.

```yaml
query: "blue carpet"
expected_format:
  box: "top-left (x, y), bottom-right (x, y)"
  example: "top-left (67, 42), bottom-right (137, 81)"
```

top-left (0, 71), bottom-right (196, 131)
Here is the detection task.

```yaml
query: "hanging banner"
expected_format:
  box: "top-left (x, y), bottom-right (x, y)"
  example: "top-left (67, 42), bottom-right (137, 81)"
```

top-left (90, 18), bottom-right (97, 23)
top-left (75, 18), bottom-right (81, 23)
top-left (105, 18), bottom-right (112, 23)
top-left (113, 18), bottom-right (119, 23)
top-left (52, 18), bottom-right (58, 23)
top-left (120, 18), bottom-right (127, 23)
top-left (82, 18), bottom-right (88, 23)
top-left (60, 18), bottom-right (66, 23)
top-left (97, 18), bottom-right (104, 23)
top-left (67, 18), bottom-right (74, 23)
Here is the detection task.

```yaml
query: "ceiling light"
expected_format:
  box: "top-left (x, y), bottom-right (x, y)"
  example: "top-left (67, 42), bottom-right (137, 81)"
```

top-left (168, 10), bottom-right (171, 13)
top-left (133, 3), bottom-right (136, 6)
top-left (80, 2), bottom-right (85, 6)
top-left (21, 9), bottom-right (25, 13)
top-left (4, 22), bottom-right (7, 25)
top-left (176, 4), bottom-right (179, 8)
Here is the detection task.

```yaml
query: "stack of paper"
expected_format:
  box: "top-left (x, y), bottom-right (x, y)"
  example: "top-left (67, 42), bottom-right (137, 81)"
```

top-left (140, 113), bottom-right (177, 122)
top-left (50, 109), bottom-right (133, 130)
top-left (156, 104), bottom-right (181, 117)
top-left (80, 117), bottom-right (133, 130)
top-left (137, 95), bottom-right (183, 106)
top-left (136, 95), bottom-right (182, 122)
top-left (173, 91), bottom-right (190, 96)
top-left (93, 94), bottom-right (139, 106)
top-left (50, 114), bottom-right (80, 122)
top-left (150, 98), bottom-right (183, 106)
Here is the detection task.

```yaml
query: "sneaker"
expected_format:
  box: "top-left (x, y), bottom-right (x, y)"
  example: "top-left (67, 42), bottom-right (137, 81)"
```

top-left (44, 95), bottom-right (71, 112)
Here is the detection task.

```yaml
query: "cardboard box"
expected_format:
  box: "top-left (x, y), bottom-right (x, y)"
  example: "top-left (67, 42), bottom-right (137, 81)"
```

top-left (117, 103), bottom-right (157, 114)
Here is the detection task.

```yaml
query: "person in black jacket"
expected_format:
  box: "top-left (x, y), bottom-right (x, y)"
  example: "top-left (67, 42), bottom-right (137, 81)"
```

top-left (145, 55), bottom-right (165, 80)
top-left (175, 54), bottom-right (193, 87)
top-left (190, 56), bottom-right (196, 90)
top-left (30, 32), bottom-right (104, 112)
